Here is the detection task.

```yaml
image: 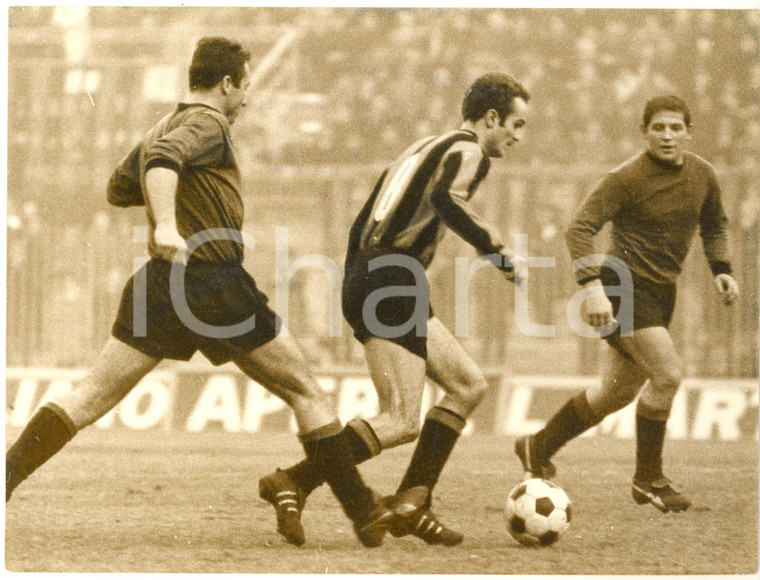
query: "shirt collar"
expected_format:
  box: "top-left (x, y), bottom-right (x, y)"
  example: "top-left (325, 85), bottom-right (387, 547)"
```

top-left (177, 102), bottom-right (225, 115)
top-left (644, 150), bottom-right (685, 170)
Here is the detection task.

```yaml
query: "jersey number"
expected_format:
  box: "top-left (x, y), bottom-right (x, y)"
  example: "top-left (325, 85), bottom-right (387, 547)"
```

top-left (373, 153), bottom-right (420, 222)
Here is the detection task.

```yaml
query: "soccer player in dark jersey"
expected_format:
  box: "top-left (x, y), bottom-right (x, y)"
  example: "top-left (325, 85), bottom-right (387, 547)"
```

top-left (515, 95), bottom-right (739, 513)
top-left (259, 73), bottom-right (531, 546)
top-left (5, 37), bottom-right (395, 548)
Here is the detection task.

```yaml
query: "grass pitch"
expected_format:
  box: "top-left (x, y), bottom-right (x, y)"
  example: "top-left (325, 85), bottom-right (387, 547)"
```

top-left (5, 428), bottom-right (758, 574)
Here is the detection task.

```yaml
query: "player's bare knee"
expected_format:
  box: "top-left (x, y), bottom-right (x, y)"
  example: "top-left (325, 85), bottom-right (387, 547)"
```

top-left (653, 367), bottom-right (682, 393)
top-left (603, 389), bottom-right (637, 415)
top-left (287, 383), bottom-right (330, 409)
top-left (458, 373), bottom-right (488, 408)
top-left (276, 367), bottom-right (326, 399)
top-left (390, 414), bottom-right (421, 445)
top-left (394, 424), bottom-right (420, 446)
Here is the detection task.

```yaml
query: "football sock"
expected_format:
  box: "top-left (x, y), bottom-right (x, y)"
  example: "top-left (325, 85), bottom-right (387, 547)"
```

top-left (300, 420), bottom-right (374, 522)
top-left (396, 406), bottom-right (466, 496)
top-left (6, 403), bottom-right (78, 501)
top-left (343, 418), bottom-right (383, 462)
top-left (534, 392), bottom-right (602, 460)
top-left (634, 401), bottom-right (669, 482)
top-left (285, 419), bottom-right (381, 495)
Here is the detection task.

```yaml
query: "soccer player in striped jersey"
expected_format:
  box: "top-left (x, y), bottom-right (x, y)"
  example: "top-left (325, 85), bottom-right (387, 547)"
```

top-left (515, 95), bottom-right (740, 513)
top-left (260, 73), bottom-right (531, 546)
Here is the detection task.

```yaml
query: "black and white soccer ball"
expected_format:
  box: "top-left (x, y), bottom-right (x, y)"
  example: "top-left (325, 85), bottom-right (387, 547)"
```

top-left (504, 478), bottom-right (571, 546)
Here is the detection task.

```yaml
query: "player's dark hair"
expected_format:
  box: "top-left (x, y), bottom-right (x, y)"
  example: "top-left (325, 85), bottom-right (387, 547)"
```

top-left (642, 95), bottom-right (691, 128)
top-left (189, 37), bottom-right (251, 91)
top-left (462, 73), bottom-right (530, 124)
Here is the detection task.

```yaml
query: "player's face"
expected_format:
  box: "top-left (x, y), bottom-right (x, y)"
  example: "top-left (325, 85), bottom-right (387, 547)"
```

top-left (225, 62), bottom-right (252, 125)
top-left (643, 109), bottom-right (691, 165)
top-left (483, 97), bottom-right (529, 158)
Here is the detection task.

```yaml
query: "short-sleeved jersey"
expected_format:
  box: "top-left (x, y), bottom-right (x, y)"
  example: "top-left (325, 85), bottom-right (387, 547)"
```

top-left (347, 130), bottom-right (504, 268)
top-left (567, 150), bottom-right (732, 285)
top-left (114, 103), bottom-right (245, 265)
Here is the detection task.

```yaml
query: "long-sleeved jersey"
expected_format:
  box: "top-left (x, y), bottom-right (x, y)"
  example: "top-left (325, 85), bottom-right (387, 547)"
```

top-left (109, 103), bottom-right (244, 265)
top-left (566, 150), bottom-right (732, 285)
top-left (346, 130), bottom-right (505, 268)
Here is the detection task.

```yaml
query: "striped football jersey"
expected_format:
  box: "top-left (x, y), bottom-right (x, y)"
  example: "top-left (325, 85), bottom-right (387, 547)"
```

top-left (346, 129), bottom-right (505, 268)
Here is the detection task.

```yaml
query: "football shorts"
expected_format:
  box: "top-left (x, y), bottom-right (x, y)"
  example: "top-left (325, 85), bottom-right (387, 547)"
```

top-left (112, 258), bottom-right (280, 365)
top-left (600, 267), bottom-right (677, 359)
top-left (342, 248), bottom-right (433, 359)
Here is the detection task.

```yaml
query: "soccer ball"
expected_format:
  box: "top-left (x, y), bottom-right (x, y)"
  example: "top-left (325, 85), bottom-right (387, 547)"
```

top-left (504, 478), bottom-right (571, 546)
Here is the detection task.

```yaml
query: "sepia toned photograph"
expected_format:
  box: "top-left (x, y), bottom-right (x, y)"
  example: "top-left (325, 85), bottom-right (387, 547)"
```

top-left (4, 4), bottom-right (758, 574)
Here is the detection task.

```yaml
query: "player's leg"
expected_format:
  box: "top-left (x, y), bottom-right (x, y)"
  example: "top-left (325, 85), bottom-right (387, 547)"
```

top-left (266, 318), bottom-right (472, 547)
top-left (334, 250), bottom-right (432, 454)
top-left (516, 342), bottom-right (647, 479)
top-left (271, 320), bottom-right (474, 547)
top-left (259, 251), bottom-right (434, 544)
top-left (389, 317), bottom-right (489, 546)
top-left (261, 335), bottom-right (428, 545)
top-left (188, 260), bottom-right (388, 545)
top-left (233, 335), bottom-right (393, 547)
top-left (360, 336), bottom-right (429, 446)
top-left (397, 316), bottom-right (486, 493)
top-left (258, 249), bottom-right (442, 545)
top-left (585, 339), bottom-right (649, 416)
top-left (233, 333), bottom-right (337, 431)
top-left (624, 326), bottom-right (690, 512)
top-left (6, 337), bottom-right (160, 501)
top-left (282, 336), bottom-right (428, 477)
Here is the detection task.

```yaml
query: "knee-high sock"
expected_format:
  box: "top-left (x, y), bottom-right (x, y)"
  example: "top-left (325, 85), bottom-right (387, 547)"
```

top-left (300, 420), bottom-right (374, 522)
top-left (286, 418), bottom-right (381, 495)
top-left (634, 401), bottom-right (669, 481)
top-left (533, 392), bottom-right (603, 460)
top-left (397, 406), bottom-right (466, 496)
top-left (6, 403), bottom-right (77, 500)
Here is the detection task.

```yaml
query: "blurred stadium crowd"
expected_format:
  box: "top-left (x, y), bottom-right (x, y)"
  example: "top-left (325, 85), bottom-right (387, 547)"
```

top-left (297, 8), bottom-right (759, 167)
top-left (6, 7), bottom-right (759, 377)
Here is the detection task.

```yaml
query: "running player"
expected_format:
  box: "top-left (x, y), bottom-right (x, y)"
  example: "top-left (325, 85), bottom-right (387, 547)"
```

top-left (515, 95), bottom-right (739, 513)
top-left (5, 36), bottom-right (395, 547)
top-left (259, 73), bottom-right (531, 546)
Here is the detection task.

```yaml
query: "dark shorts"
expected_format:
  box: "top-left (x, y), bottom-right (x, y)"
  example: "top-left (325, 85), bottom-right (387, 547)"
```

top-left (601, 268), bottom-right (677, 359)
top-left (112, 258), bottom-right (280, 366)
top-left (342, 248), bottom-right (432, 359)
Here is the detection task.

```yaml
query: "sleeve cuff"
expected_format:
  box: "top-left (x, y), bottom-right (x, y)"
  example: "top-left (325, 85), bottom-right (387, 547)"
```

top-left (577, 274), bottom-right (602, 286)
top-left (145, 158), bottom-right (181, 173)
top-left (500, 261), bottom-right (514, 273)
top-left (710, 261), bottom-right (732, 276)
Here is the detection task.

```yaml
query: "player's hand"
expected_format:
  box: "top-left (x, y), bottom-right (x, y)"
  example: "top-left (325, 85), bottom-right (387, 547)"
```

top-left (501, 254), bottom-right (528, 286)
top-left (153, 223), bottom-right (188, 264)
top-left (582, 282), bottom-right (616, 327)
top-left (714, 273), bottom-right (739, 306)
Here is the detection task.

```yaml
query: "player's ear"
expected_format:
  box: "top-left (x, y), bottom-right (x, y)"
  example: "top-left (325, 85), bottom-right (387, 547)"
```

top-left (220, 75), bottom-right (234, 95)
top-left (485, 109), bottom-right (499, 129)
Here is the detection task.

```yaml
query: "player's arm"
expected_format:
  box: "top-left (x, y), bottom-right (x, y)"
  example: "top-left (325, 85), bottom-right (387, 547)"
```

top-left (699, 173), bottom-right (739, 305)
top-left (107, 143), bottom-right (144, 207)
top-left (143, 113), bottom-right (226, 263)
top-left (144, 167), bottom-right (187, 263)
top-left (566, 173), bottom-right (626, 284)
top-left (565, 174), bottom-right (628, 326)
top-left (430, 148), bottom-right (523, 282)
